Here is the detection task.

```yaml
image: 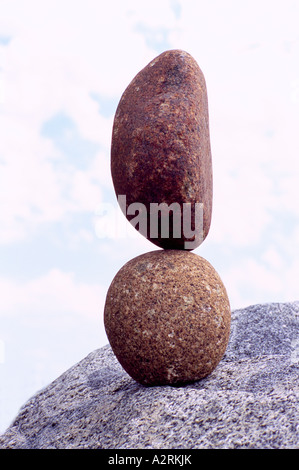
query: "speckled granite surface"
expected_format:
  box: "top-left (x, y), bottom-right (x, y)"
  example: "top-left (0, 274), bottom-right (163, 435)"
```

top-left (104, 250), bottom-right (230, 385)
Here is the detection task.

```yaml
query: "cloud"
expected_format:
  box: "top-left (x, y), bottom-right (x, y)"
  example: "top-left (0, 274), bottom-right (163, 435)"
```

top-left (0, 0), bottom-right (160, 246)
top-left (0, 116), bottom-right (103, 244)
top-left (0, 268), bottom-right (106, 324)
top-left (223, 251), bottom-right (299, 309)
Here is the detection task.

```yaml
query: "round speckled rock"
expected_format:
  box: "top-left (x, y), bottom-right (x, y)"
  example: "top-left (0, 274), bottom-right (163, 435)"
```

top-left (104, 250), bottom-right (231, 385)
top-left (111, 49), bottom-right (212, 250)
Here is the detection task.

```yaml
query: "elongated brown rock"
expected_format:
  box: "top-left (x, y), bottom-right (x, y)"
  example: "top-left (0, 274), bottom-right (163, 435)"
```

top-left (111, 49), bottom-right (212, 250)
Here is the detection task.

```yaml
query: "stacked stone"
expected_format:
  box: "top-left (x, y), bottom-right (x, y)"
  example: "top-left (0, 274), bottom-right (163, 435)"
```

top-left (104, 50), bottom-right (231, 386)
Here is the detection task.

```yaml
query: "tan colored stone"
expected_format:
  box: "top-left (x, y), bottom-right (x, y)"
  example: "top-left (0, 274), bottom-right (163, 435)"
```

top-left (104, 250), bottom-right (231, 385)
top-left (111, 49), bottom-right (212, 250)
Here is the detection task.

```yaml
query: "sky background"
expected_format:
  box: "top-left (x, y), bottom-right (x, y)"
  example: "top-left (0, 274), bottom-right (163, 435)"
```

top-left (0, 0), bottom-right (299, 433)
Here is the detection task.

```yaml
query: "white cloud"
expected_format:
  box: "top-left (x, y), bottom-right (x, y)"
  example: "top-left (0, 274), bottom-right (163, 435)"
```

top-left (0, 0), bottom-right (161, 245)
top-left (210, 153), bottom-right (274, 246)
top-left (0, 115), bottom-right (103, 243)
top-left (0, 268), bottom-right (106, 323)
top-left (262, 246), bottom-right (284, 271)
top-left (223, 256), bottom-right (290, 309)
top-left (168, 0), bottom-right (299, 264)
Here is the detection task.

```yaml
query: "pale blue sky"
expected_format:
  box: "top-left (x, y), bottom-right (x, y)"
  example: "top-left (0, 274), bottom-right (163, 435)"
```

top-left (0, 0), bottom-right (299, 432)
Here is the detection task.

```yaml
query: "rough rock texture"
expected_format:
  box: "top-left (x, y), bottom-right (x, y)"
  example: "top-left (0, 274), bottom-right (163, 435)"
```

top-left (111, 49), bottom-right (212, 250)
top-left (0, 302), bottom-right (298, 449)
top-left (104, 250), bottom-right (231, 385)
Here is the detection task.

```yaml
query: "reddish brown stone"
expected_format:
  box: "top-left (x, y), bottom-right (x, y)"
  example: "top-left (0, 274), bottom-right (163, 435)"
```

top-left (104, 250), bottom-right (231, 385)
top-left (111, 49), bottom-right (212, 250)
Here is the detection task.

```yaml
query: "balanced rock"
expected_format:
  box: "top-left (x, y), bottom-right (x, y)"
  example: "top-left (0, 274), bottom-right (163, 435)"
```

top-left (104, 250), bottom-right (231, 385)
top-left (111, 49), bottom-right (212, 250)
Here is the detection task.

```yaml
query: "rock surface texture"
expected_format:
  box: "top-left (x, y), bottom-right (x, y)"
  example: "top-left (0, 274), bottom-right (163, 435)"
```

top-left (0, 302), bottom-right (298, 449)
top-left (104, 249), bottom-right (230, 385)
top-left (111, 49), bottom-right (212, 249)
